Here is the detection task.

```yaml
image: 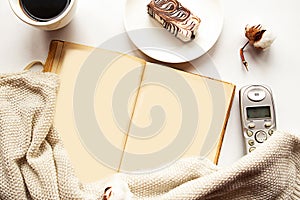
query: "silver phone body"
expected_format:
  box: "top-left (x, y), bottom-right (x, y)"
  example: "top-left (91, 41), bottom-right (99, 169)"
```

top-left (239, 85), bottom-right (276, 154)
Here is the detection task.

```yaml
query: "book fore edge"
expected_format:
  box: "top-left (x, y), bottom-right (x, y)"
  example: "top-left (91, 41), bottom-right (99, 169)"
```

top-left (213, 85), bottom-right (236, 164)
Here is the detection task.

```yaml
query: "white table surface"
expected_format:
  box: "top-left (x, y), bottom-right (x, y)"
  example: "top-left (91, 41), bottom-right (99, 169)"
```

top-left (1, 0), bottom-right (300, 167)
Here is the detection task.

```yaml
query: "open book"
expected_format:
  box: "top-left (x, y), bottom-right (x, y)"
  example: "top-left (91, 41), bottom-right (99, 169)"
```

top-left (44, 40), bottom-right (235, 183)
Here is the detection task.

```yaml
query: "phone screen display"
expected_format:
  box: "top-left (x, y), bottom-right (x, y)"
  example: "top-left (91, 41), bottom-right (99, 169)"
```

top-left (246, 106), bottom-right (271, 119)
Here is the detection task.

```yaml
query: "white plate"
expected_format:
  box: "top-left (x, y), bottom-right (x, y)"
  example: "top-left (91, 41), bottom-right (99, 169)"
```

top-left (124, 0), bottom-right (224, 63)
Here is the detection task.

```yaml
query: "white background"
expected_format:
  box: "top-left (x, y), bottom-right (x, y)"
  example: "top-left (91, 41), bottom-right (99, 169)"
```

top-left (1, 0), bottom-right (300, 167)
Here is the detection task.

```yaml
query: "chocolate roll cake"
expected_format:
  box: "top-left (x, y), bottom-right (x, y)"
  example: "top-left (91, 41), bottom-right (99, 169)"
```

top-left (147, 0), bottom-right (201, 42)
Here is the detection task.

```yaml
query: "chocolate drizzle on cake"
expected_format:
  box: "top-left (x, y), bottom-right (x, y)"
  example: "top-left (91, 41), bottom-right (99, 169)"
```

top-left (147, 0), bottom-right (201, 42)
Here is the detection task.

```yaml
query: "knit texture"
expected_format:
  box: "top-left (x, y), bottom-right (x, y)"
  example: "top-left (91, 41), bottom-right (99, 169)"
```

top-left (0, 71), bottom-right (300, 199)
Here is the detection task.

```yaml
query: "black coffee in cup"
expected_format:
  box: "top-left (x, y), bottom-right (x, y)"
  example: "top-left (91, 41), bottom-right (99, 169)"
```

top-left (20, 0), bottom-right (71, 22)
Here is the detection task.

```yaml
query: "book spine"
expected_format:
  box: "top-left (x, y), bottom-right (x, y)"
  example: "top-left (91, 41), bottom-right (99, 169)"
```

top-left (44, 40), bottom-right (65, 73)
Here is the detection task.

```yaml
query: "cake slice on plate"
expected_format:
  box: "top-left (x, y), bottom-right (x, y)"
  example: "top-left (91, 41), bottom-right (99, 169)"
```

top-left (147, 0), bottom-right (201, 42)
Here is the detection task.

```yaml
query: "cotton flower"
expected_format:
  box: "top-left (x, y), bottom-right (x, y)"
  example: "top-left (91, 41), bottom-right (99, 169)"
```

top-left (240, 24), bottom-right (275, 71)
top-left (101, 176), bottom-right (133, 200)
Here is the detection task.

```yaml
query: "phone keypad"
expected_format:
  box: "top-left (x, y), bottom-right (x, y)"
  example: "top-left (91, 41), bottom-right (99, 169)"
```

top-left (248, 140), bottom-right (255, 146)
top-left (248, 123), bottom-right (256, 129)
top-left (268, 129), bottom-right (274, 136)
top-left (245, 128), bottom-right (275, 153)
top-left (249, 147), bottom-right (256, 153)
top-left (264, 122), bottom-right (272, 128)
top-left (255, 130), bottom-right (267, 143)
top-left (247, 130), bottom-right (254, 137)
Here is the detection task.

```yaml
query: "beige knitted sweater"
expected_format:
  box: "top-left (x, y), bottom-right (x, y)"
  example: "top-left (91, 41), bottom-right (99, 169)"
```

top-left (0, 71), bottom-right (299, 200)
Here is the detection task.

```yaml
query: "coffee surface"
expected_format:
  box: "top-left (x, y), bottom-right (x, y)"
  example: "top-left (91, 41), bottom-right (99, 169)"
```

top-left (20, 0), bottom-right (70, 21)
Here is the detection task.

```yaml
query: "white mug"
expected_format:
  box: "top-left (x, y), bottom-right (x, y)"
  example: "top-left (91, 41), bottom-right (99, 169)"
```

top-left (8, 0), bottom-right (77, 30)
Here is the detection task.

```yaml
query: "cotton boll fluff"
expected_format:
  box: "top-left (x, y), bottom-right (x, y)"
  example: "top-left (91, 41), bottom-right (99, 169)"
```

top-left (101, 176), bottom-right (133, 200)
top-left (240, 24), bottom-right (276, 71)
